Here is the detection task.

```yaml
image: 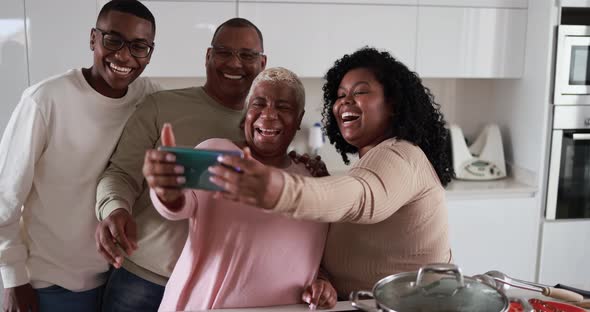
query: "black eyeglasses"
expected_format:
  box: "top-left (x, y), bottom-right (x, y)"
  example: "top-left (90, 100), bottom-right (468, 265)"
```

top-left (94, 28), bottom-right (154, 58)
top-left (211, 45), bottom-right (263, 63)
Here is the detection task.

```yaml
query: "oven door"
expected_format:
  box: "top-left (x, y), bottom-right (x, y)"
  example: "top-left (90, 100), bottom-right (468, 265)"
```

top-left (546, 107), bottom-right (590, 219)
top-left (555, 25), bottom-right (590, 104)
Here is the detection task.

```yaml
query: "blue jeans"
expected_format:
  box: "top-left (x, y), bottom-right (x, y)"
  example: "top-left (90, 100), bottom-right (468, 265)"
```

top-left (101, 267), bottom-right (165, 312)
top-left (36, 284), bottom-right (103, 312)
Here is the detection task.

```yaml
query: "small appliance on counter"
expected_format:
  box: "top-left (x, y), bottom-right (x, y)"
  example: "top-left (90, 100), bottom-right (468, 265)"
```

top-left (308, 122), bottom-right (324, 155)
top-left (449, 124), bottom-right (507, 180)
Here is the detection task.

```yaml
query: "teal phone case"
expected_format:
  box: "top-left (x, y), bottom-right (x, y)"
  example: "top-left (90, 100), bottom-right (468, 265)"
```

top-left (159, 146), bottom-right (243, 191)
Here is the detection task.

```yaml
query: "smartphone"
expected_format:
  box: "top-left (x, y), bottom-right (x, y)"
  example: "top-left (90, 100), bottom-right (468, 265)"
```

top-left (159, 146), bottom-right (243, 191)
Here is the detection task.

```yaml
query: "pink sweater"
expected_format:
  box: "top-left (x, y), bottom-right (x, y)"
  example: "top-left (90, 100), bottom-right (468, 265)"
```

top-left (152, 138), bottom-right (328, 312)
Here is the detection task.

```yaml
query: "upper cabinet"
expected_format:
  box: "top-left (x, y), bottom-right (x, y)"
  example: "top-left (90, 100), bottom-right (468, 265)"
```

top-left (26, 0), bottom-right (96, 84)
top-left (418, 0), bottom-right (527, 8)
top-left (244, 0), bottom-right (417, 3)
top-left (0, 0), bottom-right (29, 132)
top-left (76, 0), bottom-right (527, 79)
top-left (416, 6), bottom-right (527, 78)
top-left (138, 1), bottom-right (236, 77)
top-left (239, 2), bottom-right (417, 77)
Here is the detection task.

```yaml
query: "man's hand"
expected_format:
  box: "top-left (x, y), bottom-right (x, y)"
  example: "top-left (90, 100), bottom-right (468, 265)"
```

top-left (289, 152), bottom-right (329, 177)
top-left (3, 284), bottom-right (38, 312)
top-left (95, 208), bottom-right (137, 268)
top-left (301, 279), bottom-right (337, 310)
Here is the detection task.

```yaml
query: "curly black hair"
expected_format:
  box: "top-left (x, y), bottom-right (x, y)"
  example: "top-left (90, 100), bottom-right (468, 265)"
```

top-left (321, 47), bottom-right (454, 186)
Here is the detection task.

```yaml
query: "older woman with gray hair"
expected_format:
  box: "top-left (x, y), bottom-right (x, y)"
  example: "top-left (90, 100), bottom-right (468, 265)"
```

top-left (142, 67), bottom-right (337, 311)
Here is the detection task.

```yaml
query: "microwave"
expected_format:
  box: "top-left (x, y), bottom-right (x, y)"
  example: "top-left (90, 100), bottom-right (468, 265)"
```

top-left (554, 25), bottom-right (590, 104)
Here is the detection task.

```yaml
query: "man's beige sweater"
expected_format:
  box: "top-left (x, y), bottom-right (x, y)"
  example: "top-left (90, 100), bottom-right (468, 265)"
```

top-left (96, 87), bottom-right (244, 285)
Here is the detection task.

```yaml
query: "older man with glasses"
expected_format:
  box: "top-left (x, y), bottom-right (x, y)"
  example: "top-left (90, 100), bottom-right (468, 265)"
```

top-left (0, 1), bottom-right (159, 311)
top-left (94, 17), bottom-right (268, 312)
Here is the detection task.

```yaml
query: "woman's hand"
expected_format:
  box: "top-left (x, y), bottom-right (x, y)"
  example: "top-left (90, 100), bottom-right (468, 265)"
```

top-left (301, 279), bottom-right (338, 310)
top-left (142, 123), bottom-right (185, 208)
top-left (289, 151), bottom-right (330, 177)
top-left (208, 147), bottom-right (284, 209)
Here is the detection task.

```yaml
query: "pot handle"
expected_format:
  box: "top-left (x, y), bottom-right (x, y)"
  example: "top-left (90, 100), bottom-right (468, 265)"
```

top-left (415, 263), bottom-right (465, 288)
top-left (350, 290), bottom-right (379, 312)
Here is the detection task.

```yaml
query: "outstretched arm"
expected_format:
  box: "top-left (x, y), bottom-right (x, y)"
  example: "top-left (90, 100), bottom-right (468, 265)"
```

top-left (210, 143), bottom-right (420, 224)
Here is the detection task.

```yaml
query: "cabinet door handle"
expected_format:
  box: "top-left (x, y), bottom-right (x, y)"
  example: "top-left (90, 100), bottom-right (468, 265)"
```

top-left (573, 133), bottom-right (590, 140)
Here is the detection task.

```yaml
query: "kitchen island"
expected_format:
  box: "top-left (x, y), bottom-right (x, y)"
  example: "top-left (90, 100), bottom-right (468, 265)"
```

top-left (196, 289), bottom-right (589, 312)
top-left (210, 300), bottom-right (359, 312)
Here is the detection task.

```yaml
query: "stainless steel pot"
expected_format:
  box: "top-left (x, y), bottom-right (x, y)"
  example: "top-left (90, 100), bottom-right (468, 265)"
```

top-left (350, 263), bottom-right (533, 312)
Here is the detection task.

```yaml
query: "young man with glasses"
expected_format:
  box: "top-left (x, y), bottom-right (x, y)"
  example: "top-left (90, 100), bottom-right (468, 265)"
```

top-left (0, 1), bottom-right (159, 311)
top-left (94, 18), bottom-right (267, 311)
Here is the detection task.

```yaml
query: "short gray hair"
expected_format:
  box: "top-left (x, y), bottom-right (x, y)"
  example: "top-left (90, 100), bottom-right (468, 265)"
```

top-left (245, 67), bottom-right (305, 112)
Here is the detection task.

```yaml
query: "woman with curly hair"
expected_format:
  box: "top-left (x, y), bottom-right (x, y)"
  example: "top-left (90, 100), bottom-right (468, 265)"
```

top-left (209, 47), bottom-right (454, 298)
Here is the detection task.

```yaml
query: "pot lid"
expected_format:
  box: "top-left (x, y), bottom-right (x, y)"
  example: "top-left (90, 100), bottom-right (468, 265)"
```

top-left (373, 264), bottom-right (508, 312)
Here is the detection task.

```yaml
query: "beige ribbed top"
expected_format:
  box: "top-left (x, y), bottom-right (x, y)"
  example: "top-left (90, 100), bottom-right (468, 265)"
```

top-left (274, 138), bottom-right (451, 298)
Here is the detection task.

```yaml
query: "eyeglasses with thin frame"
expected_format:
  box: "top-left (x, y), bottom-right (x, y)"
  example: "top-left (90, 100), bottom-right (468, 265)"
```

top-left (211, 45), bottom-right (263, 64)
top-left (94, 28), bottom-right (154, 58)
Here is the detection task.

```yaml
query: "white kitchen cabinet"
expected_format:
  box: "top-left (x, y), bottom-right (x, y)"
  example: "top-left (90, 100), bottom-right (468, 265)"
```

top-left (240, 0), bottom-right (417, 4)
top-left (26, 0), bottom-right (96, 84)
top-left (538, 220), bottom-right (590, 289)
top-left (0, 0), bottom-right (29, 134)
top-left (239, 2), bottom-right (417, 77)
top-left (447, 197), bottom-right (539, 280)
top-left (416, 6), bottom-right (527, 78)
top-left (136, 1), bottom-right (236, 77)
top-left (418, 0), bottom-right (527, 8)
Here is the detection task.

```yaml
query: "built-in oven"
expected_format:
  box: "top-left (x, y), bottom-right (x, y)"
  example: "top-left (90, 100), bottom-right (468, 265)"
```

top-left (554, 25), bottom-right (590, 104)
top-left (546, 106), bottom-right (590, 220)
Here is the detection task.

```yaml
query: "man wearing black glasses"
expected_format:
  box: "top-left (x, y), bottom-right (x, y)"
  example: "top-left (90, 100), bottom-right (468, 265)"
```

top-left (95, 18), bottom-right (267, 311)
top-left (0, 1), bottom-right (159, 311)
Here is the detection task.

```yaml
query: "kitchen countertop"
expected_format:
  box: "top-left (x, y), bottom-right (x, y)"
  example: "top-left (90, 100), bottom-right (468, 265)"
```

top-left (445, 176), bottom-right (537, 199)
top-left (211, 300), bottom-right (361, 312)
top-left (330, 170), bottom-right (538, 200)
top-left (197, 289), bottom-right (588, 312)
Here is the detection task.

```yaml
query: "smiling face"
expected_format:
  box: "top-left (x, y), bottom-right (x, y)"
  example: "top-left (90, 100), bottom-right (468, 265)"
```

top-left (244, 81), bottom-right (303, 161)
top-left (88, 10), bottom-right (154, 98)
top-left (204, 26), bottom-right (267, 109)
top-left (332, 67), bottom-right (393, 157)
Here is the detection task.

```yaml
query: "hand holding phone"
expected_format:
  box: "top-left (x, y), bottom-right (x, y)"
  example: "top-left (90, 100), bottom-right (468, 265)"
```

top-left (159, 146), bottom-right (243, 191)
